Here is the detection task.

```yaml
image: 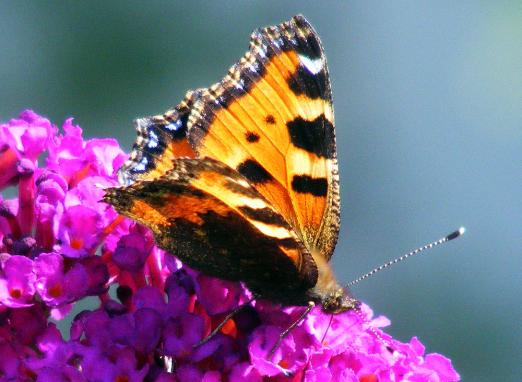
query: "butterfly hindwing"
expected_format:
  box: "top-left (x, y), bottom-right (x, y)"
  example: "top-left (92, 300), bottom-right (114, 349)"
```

top-left (106, 158), bottom-right (318, 304)
top-left (118, 90), bottom-right (200, 186)
top-left (187, 15), bottom-right (340, 260)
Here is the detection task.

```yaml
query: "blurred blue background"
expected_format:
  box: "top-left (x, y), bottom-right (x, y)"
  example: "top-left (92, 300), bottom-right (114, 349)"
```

top-left (1, 1), bottom-right (520, 380)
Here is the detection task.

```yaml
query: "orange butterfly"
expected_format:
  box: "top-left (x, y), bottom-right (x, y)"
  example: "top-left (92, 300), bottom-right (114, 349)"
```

top-left (105, 15), bottom-right (359, 315)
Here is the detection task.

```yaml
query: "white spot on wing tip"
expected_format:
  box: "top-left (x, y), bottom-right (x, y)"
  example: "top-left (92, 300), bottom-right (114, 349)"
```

top-left (298, 54), bottom-right (324, 75)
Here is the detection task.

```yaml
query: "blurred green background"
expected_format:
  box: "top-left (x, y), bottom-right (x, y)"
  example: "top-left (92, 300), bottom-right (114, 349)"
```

top-left (1, 1), bottom-right (520, 380)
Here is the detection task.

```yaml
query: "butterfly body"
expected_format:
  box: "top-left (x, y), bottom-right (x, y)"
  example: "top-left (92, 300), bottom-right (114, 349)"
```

top-left (105, 15), bottom-right (359, 315)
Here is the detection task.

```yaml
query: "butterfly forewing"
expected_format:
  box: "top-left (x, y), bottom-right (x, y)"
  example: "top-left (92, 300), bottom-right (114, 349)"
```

top-left (187, 15), bottom-right (340, 260)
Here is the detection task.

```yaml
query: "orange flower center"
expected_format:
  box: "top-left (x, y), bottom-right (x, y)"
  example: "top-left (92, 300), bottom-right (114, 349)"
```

top-left (360, 374), bottom-right (378, 382)
top-left (70, 238), bottom-right (84, 250)
top-left (220, 318), bottom-right (237, 338)
top-left (48, 284), bottom-right (63, 298)
top-left (9, 288), bottom-right (22, 299)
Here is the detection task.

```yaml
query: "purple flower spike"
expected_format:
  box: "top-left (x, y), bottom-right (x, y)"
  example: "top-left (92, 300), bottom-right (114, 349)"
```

top-left (0, 110), bottom-right (460, 381)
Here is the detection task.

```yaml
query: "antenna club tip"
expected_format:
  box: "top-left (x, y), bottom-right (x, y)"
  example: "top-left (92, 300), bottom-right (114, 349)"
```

top-left (446, 227), bottom-right (466, 241)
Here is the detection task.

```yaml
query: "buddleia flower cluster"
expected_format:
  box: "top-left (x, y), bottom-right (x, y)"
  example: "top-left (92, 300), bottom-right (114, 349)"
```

top-left (0, 110), bottom-right (460, 381)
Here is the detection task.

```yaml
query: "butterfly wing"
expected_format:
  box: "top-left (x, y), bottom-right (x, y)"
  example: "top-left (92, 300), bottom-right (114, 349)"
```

top-left (106, 158), bottom-right (318, 304)
top-left (187, 15), bottom-right (340, 260)
top-left (118, 90), bottom-right (199, 186)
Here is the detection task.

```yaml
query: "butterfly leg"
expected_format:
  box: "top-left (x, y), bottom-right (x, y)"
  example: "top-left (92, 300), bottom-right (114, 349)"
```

top-left (194, 297), bottom-right (256, 348)
top-left (268, 301), bottom-right (315, 360)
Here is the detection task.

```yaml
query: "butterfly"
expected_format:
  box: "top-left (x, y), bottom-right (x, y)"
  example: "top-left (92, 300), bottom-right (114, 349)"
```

top-left (105, 15), bottom-right (359, 315)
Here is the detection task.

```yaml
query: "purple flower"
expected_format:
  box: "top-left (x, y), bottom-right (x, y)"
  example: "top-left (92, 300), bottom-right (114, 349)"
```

top-left (0, 110), bottom-right (56, 162)
top-left (78, 345), bottom-right (149, 382)
top-left (58, 205), bottom-right (103, 258)
top-left (112, 225), bottom-right (154, 272)
top-left (229, 362), bottom-right (262, 382)
top-left (163, 313), bottom-right (205, 358)
top-left (0, 255), bottom-right (35, 307)
top-left (25, 325), bottom-right (86, 382)
top-left (0, 110), bottom-right (461, 381)
top-left (34, 252), bottom-right (99, 306)
top-left (196, 274), bottom-right (242, 315)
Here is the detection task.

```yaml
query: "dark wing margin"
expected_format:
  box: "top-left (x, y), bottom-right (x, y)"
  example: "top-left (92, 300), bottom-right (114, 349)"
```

top-left (117, 90), bottom-right (201, 186)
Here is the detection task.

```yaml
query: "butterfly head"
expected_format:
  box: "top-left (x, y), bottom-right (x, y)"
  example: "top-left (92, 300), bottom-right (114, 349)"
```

top-left (310, 252), bottom-right (360, 314)
top-left (320, 287), bottom-right (360, 314)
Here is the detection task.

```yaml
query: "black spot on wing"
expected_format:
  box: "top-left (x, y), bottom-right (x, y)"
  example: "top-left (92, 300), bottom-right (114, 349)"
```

top-left (286, 115), bottom-right (335, 158)
top-left (265, 115), bottom-right (276, 124)
top-left (245, 132), bottom-right (260, 143)
top-left (238, 206), bottom-right (289, 227)
top-left (287, 65), bottom-right (328, 100)
top-left (291, 175), bottom-right (328, 197)
top-left (237, 160), bottom-right (273, 183)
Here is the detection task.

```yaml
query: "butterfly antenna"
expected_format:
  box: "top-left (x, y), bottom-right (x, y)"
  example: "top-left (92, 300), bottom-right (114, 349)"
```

top-left (353, 307), bottom-right (392, 350)
top-left (346, 227), bottom-right (465, 288)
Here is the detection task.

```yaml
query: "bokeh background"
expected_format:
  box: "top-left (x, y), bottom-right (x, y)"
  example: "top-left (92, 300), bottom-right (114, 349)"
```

top-left (1, 1), bottom-right (520, 380)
